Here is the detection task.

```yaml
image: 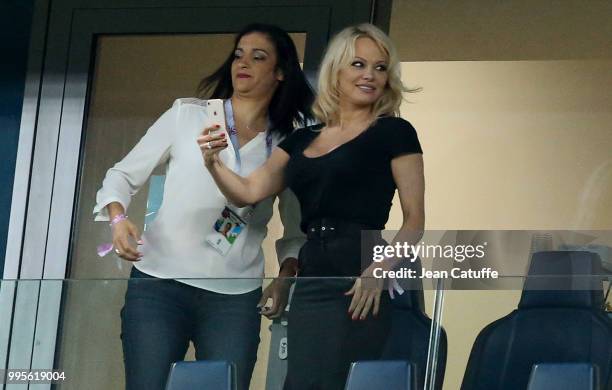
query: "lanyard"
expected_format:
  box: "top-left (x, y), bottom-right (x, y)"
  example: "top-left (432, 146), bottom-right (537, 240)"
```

top-left (224, 99), bottom-right (273, 175)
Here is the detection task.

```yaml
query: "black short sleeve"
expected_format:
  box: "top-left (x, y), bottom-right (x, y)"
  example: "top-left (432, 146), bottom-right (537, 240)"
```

top-left (278, 125), bottom-right (321, 156)
top-left (278, 130), bottom-right (301, 155)
top-left (379, 117), bottom-right (423, 158)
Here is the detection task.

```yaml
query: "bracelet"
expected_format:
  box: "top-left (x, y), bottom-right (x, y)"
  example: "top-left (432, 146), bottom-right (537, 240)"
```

top-left (109, 214), bottom-right (128, 227)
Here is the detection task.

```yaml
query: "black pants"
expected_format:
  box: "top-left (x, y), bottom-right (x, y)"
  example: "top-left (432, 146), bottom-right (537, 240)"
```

top-left (284, 232), bottom-right (391, 390)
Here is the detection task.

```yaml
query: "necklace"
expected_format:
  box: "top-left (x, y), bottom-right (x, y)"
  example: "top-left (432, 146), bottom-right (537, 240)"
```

top-left (245, 123), bottom-right (268, 133)
top-left (235, 117), bottom-right (268, 134)
top-left (229, 97), bottom-right (269, 134)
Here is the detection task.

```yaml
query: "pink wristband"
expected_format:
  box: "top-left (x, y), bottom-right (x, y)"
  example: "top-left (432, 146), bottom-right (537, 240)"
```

top-left (109, 214), bottom-right (128, 227)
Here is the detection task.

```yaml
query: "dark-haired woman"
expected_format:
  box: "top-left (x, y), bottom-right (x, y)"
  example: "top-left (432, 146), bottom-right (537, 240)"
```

top-left (94, 24), bottom-right (314, 390)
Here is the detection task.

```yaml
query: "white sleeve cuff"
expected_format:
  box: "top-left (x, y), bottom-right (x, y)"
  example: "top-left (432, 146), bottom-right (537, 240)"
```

top-left (93, 197), bottom-right (129, 222)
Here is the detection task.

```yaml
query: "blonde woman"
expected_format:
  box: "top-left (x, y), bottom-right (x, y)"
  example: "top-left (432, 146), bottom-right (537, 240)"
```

top-left (199, 23), bottom-right (425, 389)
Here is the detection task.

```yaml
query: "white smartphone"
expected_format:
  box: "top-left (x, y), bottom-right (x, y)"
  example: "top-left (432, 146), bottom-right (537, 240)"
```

top-left (206, 99), bottom-right (228, 137)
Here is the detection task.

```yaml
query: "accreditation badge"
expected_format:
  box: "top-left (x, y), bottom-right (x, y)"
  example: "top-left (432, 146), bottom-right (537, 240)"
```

top-left (206, 205), bottom-right (253, 256)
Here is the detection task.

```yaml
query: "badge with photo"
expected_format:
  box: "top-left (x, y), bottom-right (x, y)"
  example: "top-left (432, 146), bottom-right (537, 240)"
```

top-left (206, 206), bottom-right (248, 255)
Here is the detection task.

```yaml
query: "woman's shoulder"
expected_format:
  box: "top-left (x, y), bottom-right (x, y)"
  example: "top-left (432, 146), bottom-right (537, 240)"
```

top-left (370, 116), bottom-right (419, 141)
top-left (277, 122), bottom-right (322, 152)
top-left (166, 98), bottom-right (208, 123)
top-left (154, 98), bottom-right (208, 118)
top-left (374, 116), bottom-right (416, 132)
top-left (374, 116), bottom-right (422, 156)
top-left (171, 97), bottom-right (208, 112)
top-left (283, 123), bottom-right (323, 141)
top-left (174, 97), bottom-right (207, 106)
top-left (298, 122), bottom-right (325, 134)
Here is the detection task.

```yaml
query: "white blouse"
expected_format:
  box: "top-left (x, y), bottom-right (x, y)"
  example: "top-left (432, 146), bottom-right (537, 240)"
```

top-left (93, 98), bottom-right (305, 294)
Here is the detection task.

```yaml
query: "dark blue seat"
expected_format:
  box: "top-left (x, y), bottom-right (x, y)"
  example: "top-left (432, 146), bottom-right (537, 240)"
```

top-left (345, 360), bottom-right (416, 390)
top-left (461, 251), bottom-right (612, 390)
top-left (165, 361), bottom-right (236, 390)
top-left (527, 363), bottom-right (599, 390)
top-left (381, 268), bottom-right (448, 390)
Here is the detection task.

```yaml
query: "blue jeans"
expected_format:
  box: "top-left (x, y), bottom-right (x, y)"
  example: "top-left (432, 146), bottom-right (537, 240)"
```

top-left (120, 267), bottom-right (261, 390)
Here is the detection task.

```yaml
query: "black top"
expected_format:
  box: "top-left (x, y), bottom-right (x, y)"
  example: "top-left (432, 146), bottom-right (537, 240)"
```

top-left (278, 116), bottom-right (422, 232)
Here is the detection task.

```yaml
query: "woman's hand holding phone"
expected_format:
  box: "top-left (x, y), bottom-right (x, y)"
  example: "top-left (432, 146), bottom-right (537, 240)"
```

top-left (199, 98), bottom-right (230, 168)
top-left (198, 126), bottom-right (228, 168)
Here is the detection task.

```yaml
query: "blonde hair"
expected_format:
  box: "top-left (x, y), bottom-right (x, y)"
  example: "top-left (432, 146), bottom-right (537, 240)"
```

top-left (313, 23), bottom-right (418, 125)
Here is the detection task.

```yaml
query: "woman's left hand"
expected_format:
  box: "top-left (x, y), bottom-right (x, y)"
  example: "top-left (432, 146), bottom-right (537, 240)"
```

top-left (345, 264), bottom-right (383, 320)
top-left (258, 258), bottom-right (298, 319)
top-left (258, 278), bottom-right (291, 319)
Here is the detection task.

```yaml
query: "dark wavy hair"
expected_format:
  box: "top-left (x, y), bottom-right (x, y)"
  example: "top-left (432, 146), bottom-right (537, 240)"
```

top-left (197, 23), bottom-right (314, 136)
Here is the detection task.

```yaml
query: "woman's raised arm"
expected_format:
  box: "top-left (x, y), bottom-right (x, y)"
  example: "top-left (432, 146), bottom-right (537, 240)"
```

top-left (198, 126), bottom-right (290, 206)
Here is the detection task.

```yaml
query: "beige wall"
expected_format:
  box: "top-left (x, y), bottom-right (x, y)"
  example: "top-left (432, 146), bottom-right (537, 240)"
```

top-left (59, 34), bottom-right (305, 390)
top-left (392, 60), bottom-right (612, 231)
top-left (390, 0), bottom-right (612, 61)
top-left (389, 2), bottom-right (612, 387)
